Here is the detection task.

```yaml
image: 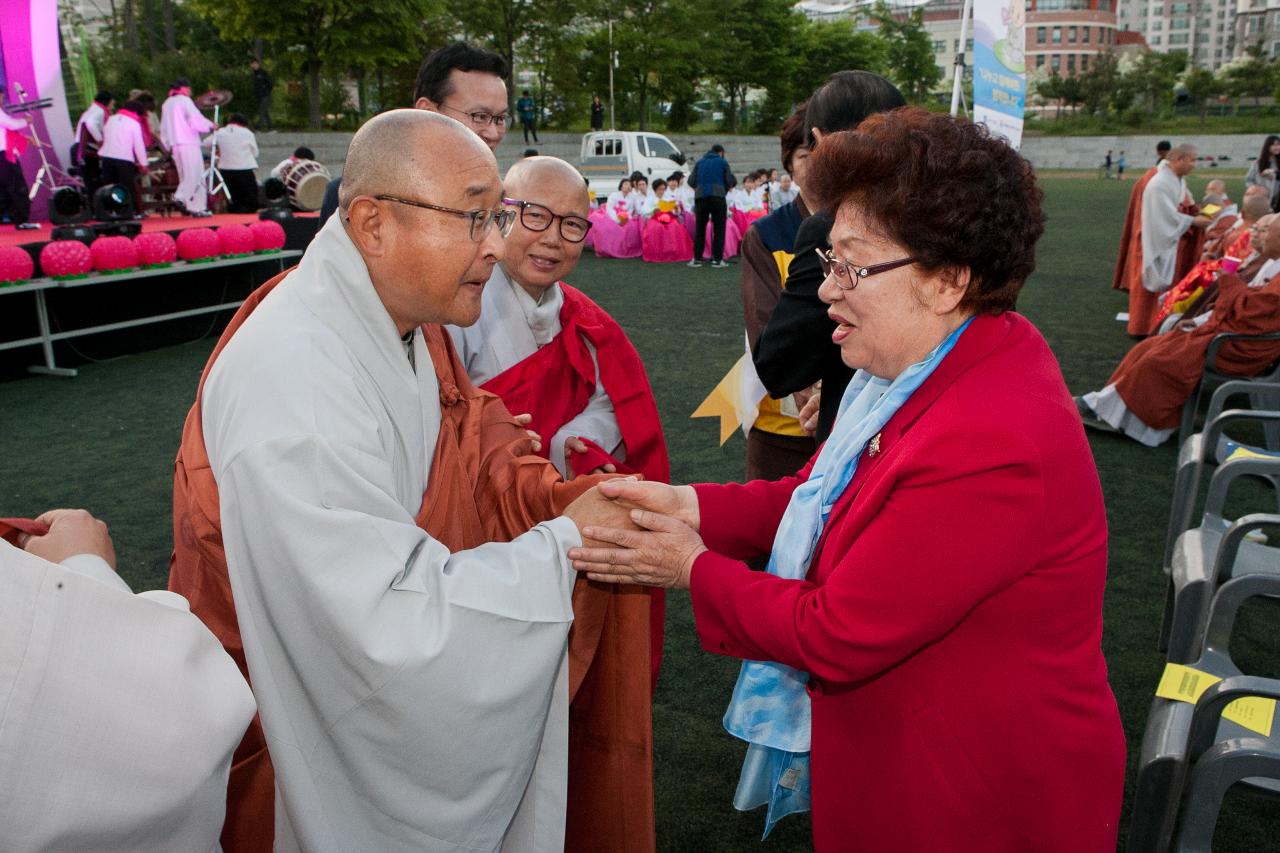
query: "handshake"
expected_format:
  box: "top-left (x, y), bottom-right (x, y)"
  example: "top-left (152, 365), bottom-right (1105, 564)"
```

top-left (560, 479), bottom-right (706, 590)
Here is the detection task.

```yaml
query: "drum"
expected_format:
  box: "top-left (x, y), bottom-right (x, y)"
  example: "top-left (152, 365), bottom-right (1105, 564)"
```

top-left (279, 159), bottom-right (331, 212)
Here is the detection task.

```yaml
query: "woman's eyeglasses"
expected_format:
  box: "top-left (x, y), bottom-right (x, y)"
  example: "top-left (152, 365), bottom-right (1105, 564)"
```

top-left (815, 248), bottom-right (916, 290)
top-left (503, 198), bottom-right (592, 243)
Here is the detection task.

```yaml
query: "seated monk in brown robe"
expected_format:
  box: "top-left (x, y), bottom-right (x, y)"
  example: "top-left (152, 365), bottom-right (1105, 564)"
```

top-left (1154, 191), bottom-right (1272, 329)
top-left (1077, 212), bottom-right (1280, 446)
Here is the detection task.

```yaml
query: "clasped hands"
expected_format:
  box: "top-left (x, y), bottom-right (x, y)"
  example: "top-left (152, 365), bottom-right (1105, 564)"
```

top-left (562, 479), bottom-right (706, 590)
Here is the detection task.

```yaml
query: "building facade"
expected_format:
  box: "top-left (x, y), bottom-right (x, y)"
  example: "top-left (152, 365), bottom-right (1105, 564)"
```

top-left (1233, 0), bottom-right (1280, 58)
top-left (1026, 0), bottom-right (1121, 76)
top-left (1118, 0), bottom-right (1238, 68)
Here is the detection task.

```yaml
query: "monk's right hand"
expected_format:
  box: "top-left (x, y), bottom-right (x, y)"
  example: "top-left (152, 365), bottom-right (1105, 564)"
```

top-left (20, 508), bottom-right (117, 570)
top-left (596, 478), bottom-right (700, 532)
top-left (563, 487), bottom-right (640, 548)
top-left (513, 413), bottom-right (542, 454)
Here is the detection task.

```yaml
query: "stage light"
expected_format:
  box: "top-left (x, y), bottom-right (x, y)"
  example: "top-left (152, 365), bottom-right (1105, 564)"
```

top-left (258, 206), bottom-right (292, 223)
top-left (49, 186), bottom-right (88, 225)
top-left (92, 184), bottom-right (135, 222)
top-left (50, 225), bottom-right (96, 246)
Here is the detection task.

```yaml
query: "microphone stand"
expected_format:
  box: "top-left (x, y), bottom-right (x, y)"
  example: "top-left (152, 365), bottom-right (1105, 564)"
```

top-left (202, 102), bottom-right (229, 205)
top-left (11, 83), bottom-right (82, 203)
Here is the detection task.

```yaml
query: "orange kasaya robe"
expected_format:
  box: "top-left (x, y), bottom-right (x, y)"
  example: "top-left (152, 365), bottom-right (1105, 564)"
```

top-left (1154, 221), bottom-right (1251, 327)
top-left (170, 271), bottom-right (656, 853)
top-left (1111, 268), bottom-right (1280, 430)
top-left (1112, 166), bottom-right (1158, 292)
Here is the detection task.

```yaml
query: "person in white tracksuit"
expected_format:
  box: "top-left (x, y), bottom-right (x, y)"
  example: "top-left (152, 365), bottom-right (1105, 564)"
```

top-left (160, 78), bottom-right (216, 216)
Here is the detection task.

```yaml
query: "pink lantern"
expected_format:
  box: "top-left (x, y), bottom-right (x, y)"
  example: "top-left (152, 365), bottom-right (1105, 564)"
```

top-left (39, 240), bottom-right (93, 280)
top-left (0, 245), bottom-right (34, 285)
top-left (176, 227), bottom-right (221, 262)
top-left (134, 232), bottom-right (177, 267)
top-left (216, 224), bottom-right (255, 257)
top-left (248, 219), bottom-right (286, 253)
top-left (91, 236), bottom-right (140, 273)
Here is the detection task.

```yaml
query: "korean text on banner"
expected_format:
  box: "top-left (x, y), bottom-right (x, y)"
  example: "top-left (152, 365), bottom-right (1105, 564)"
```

top-left (972, 0), bottom-right (1026, 149)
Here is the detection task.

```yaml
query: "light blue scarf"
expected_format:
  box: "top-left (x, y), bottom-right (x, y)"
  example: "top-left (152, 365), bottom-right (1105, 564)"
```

top-left (723, 318), bottom-right (973, 836)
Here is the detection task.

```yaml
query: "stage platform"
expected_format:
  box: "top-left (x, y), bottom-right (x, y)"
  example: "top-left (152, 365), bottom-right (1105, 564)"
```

top-left (0, 213), bottom-right (321, 379)
top-left (0, 211), bottom-right (320, 253)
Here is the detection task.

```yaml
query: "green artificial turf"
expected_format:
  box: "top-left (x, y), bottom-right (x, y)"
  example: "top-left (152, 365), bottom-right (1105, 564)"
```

top-left (2, 174), bottom-right (1277, 850)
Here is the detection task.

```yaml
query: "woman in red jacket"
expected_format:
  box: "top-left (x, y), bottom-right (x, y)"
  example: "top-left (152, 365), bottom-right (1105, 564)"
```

top-left (569, 108), bottom-right (1126, 851)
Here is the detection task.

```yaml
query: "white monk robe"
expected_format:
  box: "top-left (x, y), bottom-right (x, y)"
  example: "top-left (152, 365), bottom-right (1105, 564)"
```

top-left (0, 540), bottom-right (255, 853)
top-left (1141, 160), bottom-right (1194, 294)
top-left (202, 216), bottom-right (580, 852)
top-left (448, 265), bottom-right (624, 478)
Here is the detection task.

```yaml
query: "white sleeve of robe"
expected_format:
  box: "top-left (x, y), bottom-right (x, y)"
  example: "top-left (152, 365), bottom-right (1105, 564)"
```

top-left (1141, 167), bottom-right (1193, 293)
top-left (214, 429), bottom-right (580, 852)
top-left (0, 540), bottom-right (255, 853)
top-left (548, 342), bottom-right (625, 477)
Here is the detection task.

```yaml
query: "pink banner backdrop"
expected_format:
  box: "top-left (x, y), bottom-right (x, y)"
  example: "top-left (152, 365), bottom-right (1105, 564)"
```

top-left (1, 0), bottom-right (75, 220)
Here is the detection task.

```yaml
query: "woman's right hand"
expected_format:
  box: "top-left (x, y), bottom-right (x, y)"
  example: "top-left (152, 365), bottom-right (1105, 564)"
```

top-left (596, 478), bottom-right (700, 531)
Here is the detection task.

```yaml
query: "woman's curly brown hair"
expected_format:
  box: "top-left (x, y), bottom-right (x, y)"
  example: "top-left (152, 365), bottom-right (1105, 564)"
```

top-left (807, 107), bottom-right (1046, 315)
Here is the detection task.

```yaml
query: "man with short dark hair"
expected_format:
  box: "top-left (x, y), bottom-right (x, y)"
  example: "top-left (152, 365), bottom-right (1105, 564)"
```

top-left (74, 89), bottom-right (113, 197)
top-left (687, 143), bottom-right (736, 268)
top-left (318, 42), bottom-right (509, 226)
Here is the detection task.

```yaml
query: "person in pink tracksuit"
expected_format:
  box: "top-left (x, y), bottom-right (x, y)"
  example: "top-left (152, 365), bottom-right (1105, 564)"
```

top-left (160, 78), bottom-right (215, 216)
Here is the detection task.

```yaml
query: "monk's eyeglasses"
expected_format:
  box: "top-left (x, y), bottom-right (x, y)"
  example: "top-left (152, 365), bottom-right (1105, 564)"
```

top-left (502, 198), bottom-right (593, 243)
top-left (815, 248), bottom-right (917, 291)
top-left (375, 194), bottom-right (516, 242)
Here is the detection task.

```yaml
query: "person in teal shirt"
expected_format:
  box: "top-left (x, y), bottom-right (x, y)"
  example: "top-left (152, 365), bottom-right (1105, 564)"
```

top-left (517, 89), bottom-right (538, 144)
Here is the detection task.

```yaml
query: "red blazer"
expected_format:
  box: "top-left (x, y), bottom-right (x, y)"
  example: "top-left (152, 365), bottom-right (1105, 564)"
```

top-left (691, 312), bottom-right (1125, 852)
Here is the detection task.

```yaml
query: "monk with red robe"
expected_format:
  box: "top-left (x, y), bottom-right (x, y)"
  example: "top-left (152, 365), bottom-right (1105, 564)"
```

top-left (1078, 213), bottom-right (1280, 446)
top-left (448, 155), bottom-right (669, 705)
top-left (170, 119), bottom-right (655, 852)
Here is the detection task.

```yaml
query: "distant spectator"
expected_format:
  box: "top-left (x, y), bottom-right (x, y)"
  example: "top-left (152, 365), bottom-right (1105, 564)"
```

top-left (1103, 149), bottom-right (1112, 179)
top-left (210, 113), bottom-right (260, 213)
top-left (517, 89), bottom-right (538, 144)
top-left (1245, 134), bottom-right (1280, 208)
top-left (1117, 150), bottom-right (1127, 180)
top-left (251, 58), bottom-right (274, 131)
top-left (590, 94), bottom-right (605, 131)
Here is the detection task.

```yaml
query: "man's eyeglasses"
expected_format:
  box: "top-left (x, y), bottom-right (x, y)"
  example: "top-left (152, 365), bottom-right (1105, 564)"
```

top-left (815, 248), bottom-right (916, 290)
top-left (439, 104), bottom-right (510, 130)
top-left (503, 198), bottom-right (593, 243)
top-left (374, 194), bottom-right (516, 242)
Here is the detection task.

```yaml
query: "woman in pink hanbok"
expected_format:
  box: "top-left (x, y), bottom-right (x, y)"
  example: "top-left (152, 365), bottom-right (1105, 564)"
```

top-left (589, 178), bottom-right (643, 258)
top-left (641, 179), bottom-right (694, 263)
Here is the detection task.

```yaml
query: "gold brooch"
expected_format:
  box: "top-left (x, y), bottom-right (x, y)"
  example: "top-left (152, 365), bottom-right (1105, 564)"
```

top-left (868, 433), bottom-right (882, 457)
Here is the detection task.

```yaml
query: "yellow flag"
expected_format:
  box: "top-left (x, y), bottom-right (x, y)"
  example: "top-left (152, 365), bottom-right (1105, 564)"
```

top-left (693, 342), bottom-right (767, 446)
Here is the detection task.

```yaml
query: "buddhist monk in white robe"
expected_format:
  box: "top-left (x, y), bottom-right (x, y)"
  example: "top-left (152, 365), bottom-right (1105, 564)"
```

top-left (0, 511), bottom-right (254, 853)
top-left (197, 111), bottom-right (630, 852)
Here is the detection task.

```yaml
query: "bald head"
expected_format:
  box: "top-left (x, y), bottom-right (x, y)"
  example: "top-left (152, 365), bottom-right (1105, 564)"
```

top-left (500, 156), bottom-right (592, 294)
top-left (1205, 179), bottom-right (1226, 196)
top-left (1243, 192), bottom-right (1272, 224)
top-left (1168, 143), bottom-right (1197, 177)
top-left (503, 156), bottom-right (589, 208)
top-left (339, 109), bottom-right (496, 212)
top-left (1245, 184), bottom-right (1268, 201)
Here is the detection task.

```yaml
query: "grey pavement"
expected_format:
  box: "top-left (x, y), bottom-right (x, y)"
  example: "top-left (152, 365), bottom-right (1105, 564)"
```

top-left (252, 129), bottom-right (1272, 182)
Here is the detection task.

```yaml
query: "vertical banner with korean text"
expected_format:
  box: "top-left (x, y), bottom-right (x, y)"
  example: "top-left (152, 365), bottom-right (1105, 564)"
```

top-left (972, 0), bottom-right (1026, 149)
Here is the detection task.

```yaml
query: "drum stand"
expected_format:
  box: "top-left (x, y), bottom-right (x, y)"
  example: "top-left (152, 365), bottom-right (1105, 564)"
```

top-left (203, 103), bottom-right (229, 204)
top-left (11, 86), bottom-right (81, 203)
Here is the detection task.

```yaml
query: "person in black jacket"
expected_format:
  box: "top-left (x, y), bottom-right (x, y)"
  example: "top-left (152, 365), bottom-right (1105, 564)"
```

top-left (251, 59), bottom-right (274, 131)
top-left (752, 71), bottom-right (905, 441)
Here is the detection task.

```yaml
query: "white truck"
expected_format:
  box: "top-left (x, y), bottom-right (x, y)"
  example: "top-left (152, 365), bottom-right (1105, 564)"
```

top-left (578, 130), bottom-right (686, 198)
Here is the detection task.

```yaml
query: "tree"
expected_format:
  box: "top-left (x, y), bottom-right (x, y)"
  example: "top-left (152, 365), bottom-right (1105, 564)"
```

top-left (1076, 51), bottom-right (1124, 116)
top-left (701, 0), bottom-right (804, 133)
top-left (870, 1), bottom-right (941, 102)
top-left (1035, 71), bottom-right (1064, 118)
top-left (1218, 44), bottom-right (1275, 114)
top-left (1180, 66), bottom-right (1220, 126)
top-left (1124, 50), bottom-right (1186, 114)
top-left (193, 0), bottom-right (433, 128)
